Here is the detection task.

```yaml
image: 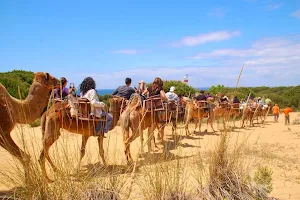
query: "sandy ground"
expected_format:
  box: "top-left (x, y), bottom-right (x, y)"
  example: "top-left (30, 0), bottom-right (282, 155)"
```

top-left (0, 112), bottom-right (300, 199)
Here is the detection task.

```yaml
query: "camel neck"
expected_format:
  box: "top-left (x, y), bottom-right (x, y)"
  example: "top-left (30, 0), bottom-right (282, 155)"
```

top-left (11, 82), bottom-right (51, 124)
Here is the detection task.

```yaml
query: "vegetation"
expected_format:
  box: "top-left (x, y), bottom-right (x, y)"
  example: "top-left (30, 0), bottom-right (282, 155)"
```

top-left (195, 133), bottom-right (272, 199)
top-left (208, 84), bottom-right (300, 110)
top-left (163, 80), bottom-right (196, 97)
top-left (0, 70), bottom-right (34, 99)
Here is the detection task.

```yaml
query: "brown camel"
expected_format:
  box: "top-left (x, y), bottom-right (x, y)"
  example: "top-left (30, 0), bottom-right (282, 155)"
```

top-left (184, 101), bottom-right (209, 135)
top-left (39, 95), bottom-right (124, 178)
top-left (205, 103), bottom-right (231, 132)
top-left (241, 106), bottom-right (255, 127)
top-left (120, 94), bottom-right (166, 163)
top-left (0, 72), bottom-right (59, 168)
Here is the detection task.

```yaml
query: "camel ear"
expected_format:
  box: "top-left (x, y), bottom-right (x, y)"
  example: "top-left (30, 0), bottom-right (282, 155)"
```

top-left (45, 73), bottom-right (50, 81)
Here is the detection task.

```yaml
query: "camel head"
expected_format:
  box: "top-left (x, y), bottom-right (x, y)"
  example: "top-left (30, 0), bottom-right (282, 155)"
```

top-left (33, 72), bottom-right (60, 90)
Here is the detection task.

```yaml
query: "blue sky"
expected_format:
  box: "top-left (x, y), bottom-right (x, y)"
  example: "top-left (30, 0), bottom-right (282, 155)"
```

top-left (1, 0), bottom-right (300, 88)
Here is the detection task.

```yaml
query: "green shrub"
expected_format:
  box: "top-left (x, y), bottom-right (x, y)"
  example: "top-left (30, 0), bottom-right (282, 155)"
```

top-left (0, 70), bottom-right (34, 99)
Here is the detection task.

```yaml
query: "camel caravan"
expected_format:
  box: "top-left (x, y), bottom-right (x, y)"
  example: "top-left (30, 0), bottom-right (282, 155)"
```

top-left (0, 73), bottom-right (272, 179)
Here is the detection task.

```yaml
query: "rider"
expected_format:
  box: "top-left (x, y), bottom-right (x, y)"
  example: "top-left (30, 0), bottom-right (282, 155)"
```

top-left (142, 77), bottom-right (167, 99)
top-left (233, 96), bottom-right (240, 104)
top-left (165, 86), bottom-right (180, 102)
top-left (80, 77), bottom-right (113, 136)
top-left (195, 90), bottom-right (207, 101)
top-left (112, 77), bottom-right (135, 100)
top-left (54, 77), bottom-right (69, 99)
top-left (137, 80), bottom-right (146, 94)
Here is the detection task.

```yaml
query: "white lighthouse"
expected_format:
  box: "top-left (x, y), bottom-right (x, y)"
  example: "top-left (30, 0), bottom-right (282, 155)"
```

top-left (183, 74), bottom-right (188, 84)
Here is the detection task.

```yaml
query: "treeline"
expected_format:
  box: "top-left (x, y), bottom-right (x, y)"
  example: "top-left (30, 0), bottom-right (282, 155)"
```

top-left (1, 70), bottom-right (299, 110)
top-left (208, 84), bottom-right (300, 110)
top-left (0, 70), bottom-right (34, 99)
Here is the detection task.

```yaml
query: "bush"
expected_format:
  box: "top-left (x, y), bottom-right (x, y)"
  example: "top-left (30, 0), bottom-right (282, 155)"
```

top-left (0, 70), bottom-right (34, 99)
top-left (164, 80), bottom-right (196, 96)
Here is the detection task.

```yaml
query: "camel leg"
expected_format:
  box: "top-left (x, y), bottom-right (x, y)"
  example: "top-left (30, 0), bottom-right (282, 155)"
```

top-left (97, 136), bottom-right (106, 165)
top-left (39, 116), bottom-right (61, 179)
top-left (208, 114), bottom-right (216, 132)
top-left (139, 129), bottom-right (144, 155)
top-left (158, 124), bottom-right (165, 150)
top-left (171, 119), bottom-right (176, 137)
top-left (158, 123), bottom-right (165, 142)
top-left (79, 135), bottom-right (89, 162)
top-left (147, 126), bottom-right (155, 153)
top-left (77, 135), bottom-right (89, 172)
top-left (194, 120), bottom-right (198, 134)
top-left (123, 128), bottom-right (133, 163)
top-left (184, 109), bottom-right (192, 135)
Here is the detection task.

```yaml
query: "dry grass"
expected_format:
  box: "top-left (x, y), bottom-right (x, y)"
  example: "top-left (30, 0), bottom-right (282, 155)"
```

top-left (193, 133), bottom-right (272, 200)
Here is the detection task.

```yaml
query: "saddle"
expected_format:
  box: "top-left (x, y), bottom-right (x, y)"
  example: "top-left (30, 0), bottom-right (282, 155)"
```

top-left (143, 95), bottom-right (165, 112)
top-left (196, 100), bottom-right (208, 108)
top-left (165, 100), bottom-right (177, 112)
top-left (219, 102), bottom-right (229, 108)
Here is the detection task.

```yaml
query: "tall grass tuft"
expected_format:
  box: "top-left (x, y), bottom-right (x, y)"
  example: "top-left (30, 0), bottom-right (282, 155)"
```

top-left (196, 132), bottom-right (272, 200)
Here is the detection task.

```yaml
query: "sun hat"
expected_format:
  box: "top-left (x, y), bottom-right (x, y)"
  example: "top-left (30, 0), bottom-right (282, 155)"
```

top-left (170, 86), bottom-right (175, 92)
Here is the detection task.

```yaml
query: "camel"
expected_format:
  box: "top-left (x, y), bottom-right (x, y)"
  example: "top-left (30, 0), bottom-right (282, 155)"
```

top-left (120, 94), bottom-right (166, 163)
top-left (184, 100), bottom-right (209, 135)
top-left (241, 106), bottom-right (255, 127)
top-left (0, 72), bottom-right (59, 170)
top-left (39, 95), bottom-right (124, 178)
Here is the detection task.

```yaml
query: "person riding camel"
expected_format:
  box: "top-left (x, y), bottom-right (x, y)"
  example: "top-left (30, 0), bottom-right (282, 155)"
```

top-left (54, 77), bottom-right (69, 99)
top-left (233, 96), bottom-right (240, 104)
top-left (165, 86), bottom-right (180, 102)
top-left (137, 80), bottom-right (146, 94)
top-left (195, 90), bottom-right (207, 101)
top-left (142, 77), bottom-right (167, 99)
top-left (80, 77), bottom-right (113, 136)
top-left (112, 77), bottom-right (135, 100)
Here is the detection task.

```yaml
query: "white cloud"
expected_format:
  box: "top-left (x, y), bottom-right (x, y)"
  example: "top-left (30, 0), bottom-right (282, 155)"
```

top-left (113, 49), bottom-right (137, 55)
top-left (182, 36), bottom-right (300, 86)
top-left (70, 36), bottom-right (300, 88)
top-left (291, 9), bottom-right (300, 19)
top-left (266, 2), bottom-right (284, 11)
top-left (208, 7), bottom-right (227, 18)
top-left (189, 36), bottom-right (300, 59)
top-left (171, 30), bottom-right (241, 47)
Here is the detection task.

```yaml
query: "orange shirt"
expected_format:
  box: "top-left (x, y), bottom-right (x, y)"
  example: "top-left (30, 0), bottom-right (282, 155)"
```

top-left (283, 107), bottom-right (292, 116)
top-left (272, 106), bottom-right (279, 114)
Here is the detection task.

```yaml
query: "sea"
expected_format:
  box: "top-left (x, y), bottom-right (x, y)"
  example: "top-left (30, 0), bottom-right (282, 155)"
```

top-left (96, 87), bottom-right (210, 96)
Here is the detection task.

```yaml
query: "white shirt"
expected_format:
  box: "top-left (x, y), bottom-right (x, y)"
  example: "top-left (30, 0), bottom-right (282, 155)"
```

top-left (165, 92), bottom-right (180, 102)
top-left (81, 89), bottom-right (105, 117)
